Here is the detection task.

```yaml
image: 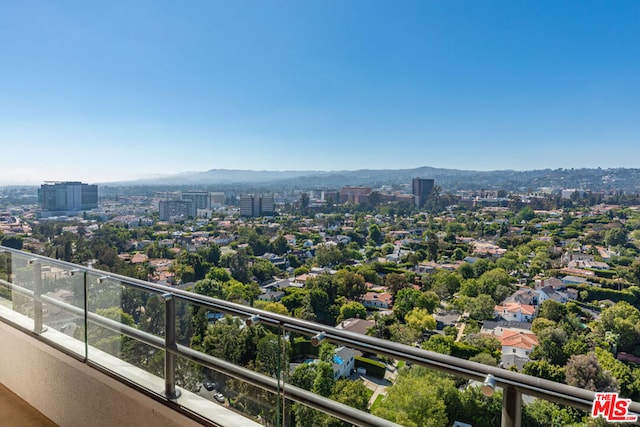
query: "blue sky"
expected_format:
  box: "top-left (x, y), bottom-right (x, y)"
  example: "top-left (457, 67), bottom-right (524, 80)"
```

top-left (1, 1), bottom-right (639, 185)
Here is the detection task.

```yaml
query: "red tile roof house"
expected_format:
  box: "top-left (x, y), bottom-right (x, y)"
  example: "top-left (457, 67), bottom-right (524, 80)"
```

top-left (361, 292), bottom-right (393, 309)
top-left (500, 330), bottom-right (538, 369)
top-left (494, 302), bottom-right (536, 322)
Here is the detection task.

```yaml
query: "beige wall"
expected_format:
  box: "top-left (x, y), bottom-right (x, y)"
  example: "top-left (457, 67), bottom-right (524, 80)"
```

top-left (0, 322), bottom-right (204, 427)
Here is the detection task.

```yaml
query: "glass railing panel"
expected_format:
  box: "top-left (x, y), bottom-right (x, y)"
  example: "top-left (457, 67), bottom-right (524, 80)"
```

top-left (190, 357), bottom-right (281, 426)
top-left (37, 258), bottom-right (86, 357)
top-left (85, 272), bottom-right (165, 387)
top-left (0, 250), bottom-right (13, 309)
top-left (176, 297), bottom-right (287, 424)
top-left (4, 250), bottom-right (36, 330)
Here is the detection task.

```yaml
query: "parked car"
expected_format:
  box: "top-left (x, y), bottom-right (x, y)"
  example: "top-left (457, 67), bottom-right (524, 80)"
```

top-left (213, 393), bottom-right (225, 403)
top-left (203, 380), bottom-right (217, 392)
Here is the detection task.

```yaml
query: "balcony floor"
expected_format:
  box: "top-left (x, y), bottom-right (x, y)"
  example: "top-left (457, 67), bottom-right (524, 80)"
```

top-left (0, 383), bottom-right (57, 426)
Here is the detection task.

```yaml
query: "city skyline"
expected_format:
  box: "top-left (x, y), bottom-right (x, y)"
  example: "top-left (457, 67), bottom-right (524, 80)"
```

top-left (1, 1), bottom-right (639, 185)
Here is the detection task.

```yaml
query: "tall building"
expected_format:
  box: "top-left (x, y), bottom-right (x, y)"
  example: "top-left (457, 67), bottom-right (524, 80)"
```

top-left (181, 191), bottom-right (210, 216)
top-left (158, 200), bottom-right (193, 221)
top-left (210, 192), bottom-right (225, 208)
top-left (39, 181), bottom-right (98, 217)
top-left (260, 194), bottom-right (275, 216)
top-left (412, 177), bottom-right (434, 208)
top-left (239, 194), bottom-right (275, 217)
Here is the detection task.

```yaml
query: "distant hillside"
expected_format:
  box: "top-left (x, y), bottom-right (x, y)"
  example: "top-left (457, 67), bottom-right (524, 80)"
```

top-left (103, 167), bottom-right (640, 193)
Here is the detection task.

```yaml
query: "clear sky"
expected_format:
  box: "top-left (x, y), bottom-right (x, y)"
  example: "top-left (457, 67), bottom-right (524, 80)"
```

top-left (1, 1), bottom-right (639, 185)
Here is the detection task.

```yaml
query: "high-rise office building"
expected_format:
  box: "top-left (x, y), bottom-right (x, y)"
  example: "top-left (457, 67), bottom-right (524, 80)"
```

top-left (239, 194), bottom-right (275, 217)
top-left (181, 191), bottom-right (210, 216)
top-left (39, 181), bottom-right (98, 217)
top-left (210, 192), bottom-right (225, 208)
top-left (158, 200), bottom-right (193, 221)
top-left (260, 195), bottom-right (275, 216)
top-left (412, 177), bottom-right (434, 208)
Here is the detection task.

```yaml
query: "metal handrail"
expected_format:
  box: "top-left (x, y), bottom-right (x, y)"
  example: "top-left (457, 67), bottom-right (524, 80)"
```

top-left (0, 247), bottom-right (401, 427)
top-left (1, 246), bottom-right (639, 426)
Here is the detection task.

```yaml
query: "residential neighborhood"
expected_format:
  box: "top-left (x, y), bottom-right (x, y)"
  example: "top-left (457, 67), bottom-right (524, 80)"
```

top-left (2, 181), bottom-right (640, 427)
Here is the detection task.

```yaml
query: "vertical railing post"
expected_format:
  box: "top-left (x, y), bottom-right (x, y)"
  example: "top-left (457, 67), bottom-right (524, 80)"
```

top-left (83, 271), bottom-right (89, 362)
top-left (163, 293), bottom-right (180, 400)
top-left (502, 384), bottom-right (522, 427)
top-left (278, 322), bottom-right (287, 427)
top-left (31, 259), bottom-right (45, 334)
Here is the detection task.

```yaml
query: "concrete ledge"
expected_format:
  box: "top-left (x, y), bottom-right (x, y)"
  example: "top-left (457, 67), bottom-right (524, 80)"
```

top-left (0, 321), bottom-right (204, 427)
top-left (0, 313), bottom-right (261, 427)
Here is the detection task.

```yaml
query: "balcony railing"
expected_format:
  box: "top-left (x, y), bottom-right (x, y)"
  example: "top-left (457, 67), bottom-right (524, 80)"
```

top-left (0, 246), bottom-right (637, 427)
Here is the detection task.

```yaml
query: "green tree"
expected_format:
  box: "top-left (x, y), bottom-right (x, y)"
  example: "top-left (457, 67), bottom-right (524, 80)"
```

top-left (336, 270), bottom-right (367, 299)
top-left (522, 360), bottom-right (566, 383)
top-left (517, 206), bottom-right (536, 222)
top-left (199, 316), bottom-right (263, 366)
top-left (259, 301), bottom-right (290, 315)
top-left (301, 288), bottom-right (333, 325)
top-left (394, 287), bottom-right (423, 321)
top-left (206, 267), bottom-right (232, 283)
top-left (531, 317), bottom-right (556, 334)
top-left (251, 258), bottom-right (279, 284)
top-left (271, 234), bottom-right (291, 256)
top-left (452, 385), bottom-right (502, 427)
top-left (522, 399), bottom-right (578, 427)
top-left (531, 327), bottom-right (569, 366)
top-left (372, 367), bottom-right (455, 427)
top-left (422, 334), bottom-right (454, 355)
top-left (337, 301), bottom-right (367, 323)
top-left (459, 278), bottom-right (479, 297)
top-left (458, 263), bottom-right (476, 280)
top-left (199, 244), bottom-right (221, 266)
top-left (477, 268), bottom-right (511, 300)
top-left (300, 193), bottom-right (310, 214)
top-left (257, 333), bottom-right (288, 377)
top-left (598, 301), bottom-right (640, 354)
top-left (314, 245), bottom-right (344, 267)
top-left (289, 364), bottom-right (324, 427)
top-left (229, 250), bottom-right (251, 283)
top-left (605, 227), bottom-right (628, 247)
top-left (467, 294), bottom-right (496, 321)
top-left (367, 224), bottom-right (384, 245)
top-left (418, 290), bottom-right (440, 313)
top-left (473, 258), bottom-right (495, 277)
top-left (469, 352), bottom-right (498, 367)
top-left (405, 307), bottom-right (436, 332)
top-left (565, 352), bottom-right (618, 392)
top-left (312, 360), bottom-right (335, 397)
top-left (431, 271), bottom-right (461, 299)
top-left (193, 278), bottom-right (227, 299)
top-left (330, 379), bottom-right (370, 411)
top-left (384, 272), bottom-right (410, 296)
top-left (426, 231), bottom-right (439, 261)
top-left (538, 300), bottom-right (567, 323)
top-left (595, 347), bottom-right (639, 399)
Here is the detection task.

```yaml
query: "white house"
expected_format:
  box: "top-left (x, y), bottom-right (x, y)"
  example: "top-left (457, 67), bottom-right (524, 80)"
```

top-left (332, 346), bottom-right (356, 379)
top-left (361, 292), bottom-right (393, 309)
top-left (494, 302), bottom-right (536, 322)
top-left (500, 330), bottom-right (538, 369)
top-left (537, 286), bottom-right (569, 305)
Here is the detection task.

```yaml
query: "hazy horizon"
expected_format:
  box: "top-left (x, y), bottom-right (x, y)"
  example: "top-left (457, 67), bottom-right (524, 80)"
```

top-left (1, 1), bottom-right (639, 185)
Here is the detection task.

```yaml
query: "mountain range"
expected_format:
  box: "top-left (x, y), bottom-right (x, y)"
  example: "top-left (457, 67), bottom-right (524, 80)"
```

top-left (103, 166), bottom-right (640, 193)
